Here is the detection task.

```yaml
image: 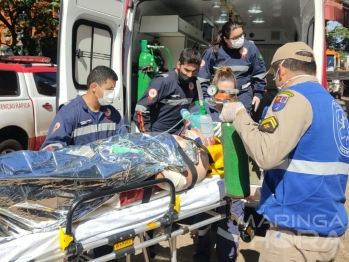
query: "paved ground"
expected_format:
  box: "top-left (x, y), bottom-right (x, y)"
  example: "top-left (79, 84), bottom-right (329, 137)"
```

top-left (119, 96), bottom-right (349, 262)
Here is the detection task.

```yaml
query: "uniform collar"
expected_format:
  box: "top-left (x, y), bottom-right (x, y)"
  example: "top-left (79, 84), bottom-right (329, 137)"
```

top-left (285, 75), bottom-right (319, 89)
top-left (77, 95), bottom-right (108, 113)
top-left (77, 95), bottom-right (89, 111)
top-left (222, 45), bottom-right (241, 54)
top-left (174, 69), bottom-right (181, 84)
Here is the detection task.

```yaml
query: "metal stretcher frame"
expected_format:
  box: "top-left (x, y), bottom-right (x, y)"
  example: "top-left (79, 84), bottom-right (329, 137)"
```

top-left (32, 177), bottom-right (238, 262)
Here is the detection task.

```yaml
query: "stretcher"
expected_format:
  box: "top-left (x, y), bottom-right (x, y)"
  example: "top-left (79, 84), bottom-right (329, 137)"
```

top-left (0, 174), bottom-right (254, 262)
top-left (0, 133), bottom-right (255, 262)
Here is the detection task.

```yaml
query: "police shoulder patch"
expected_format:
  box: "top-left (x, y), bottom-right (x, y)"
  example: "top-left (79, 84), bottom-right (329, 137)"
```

top-left (272, 95), bottom-right (289, 112)
top-left (258, 54), bottom-right (263, 60)
top-left (258, 116), bottom-right (278, 133)
top-left (279, 90), bottom-right (294, 97)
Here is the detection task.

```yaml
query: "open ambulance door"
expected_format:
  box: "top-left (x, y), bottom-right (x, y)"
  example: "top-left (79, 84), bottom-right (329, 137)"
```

top-left (57, 0), bottom-right (128, 117)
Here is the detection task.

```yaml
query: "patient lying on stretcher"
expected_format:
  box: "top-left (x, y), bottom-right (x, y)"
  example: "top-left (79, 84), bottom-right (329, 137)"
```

top-left (155, 130), bottom-right (211, 191)
top-left (114, 131), bottom-right (214, 207)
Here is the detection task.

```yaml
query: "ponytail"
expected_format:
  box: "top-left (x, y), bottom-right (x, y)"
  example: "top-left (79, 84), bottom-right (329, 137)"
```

top-left (212, 66), bottom-right (238, 89)
top-left (211, 28), bottom-right (222, 54)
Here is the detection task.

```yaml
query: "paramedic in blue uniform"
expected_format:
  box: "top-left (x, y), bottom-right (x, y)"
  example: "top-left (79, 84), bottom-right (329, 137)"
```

top-left (41, 65), bottom-right (128, 150)
top-left (134, 48), bottom-right (201, 134)
top-left (220, 42), bottom-right (349, 262)
top-left (133, 48), bottom-right (201, 258)
top-left (191, 67), bottom-right (244, 262)
top-left (193, 21), bottom-right (266, 262)
top-left (41, 66), bottom-right (127, 261)
top-left (198, 20), bottom-right (266, 114)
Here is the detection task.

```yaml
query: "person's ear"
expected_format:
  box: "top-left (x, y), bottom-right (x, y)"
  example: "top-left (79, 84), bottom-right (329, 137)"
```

top-left (279, 65), bottom-right (287, 77)
top-left (176, 61), bottom-right (181, 69)
top-left (91, 82), bottom-right (98, 93)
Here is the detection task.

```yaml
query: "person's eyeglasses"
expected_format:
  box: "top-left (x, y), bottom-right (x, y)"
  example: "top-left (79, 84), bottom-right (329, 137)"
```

top-left (228, 33), bottom-right (244, 41)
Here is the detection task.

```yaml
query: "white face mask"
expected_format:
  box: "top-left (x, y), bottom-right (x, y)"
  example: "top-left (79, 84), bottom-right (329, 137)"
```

top-left (231, 35), bottom-right (244, 49)
top-left (278, 74), bottom-right (312, 90)
top-left (273, 60), bottom-right (285, 89)
top-left (95, 84), bottom-right (115, 106)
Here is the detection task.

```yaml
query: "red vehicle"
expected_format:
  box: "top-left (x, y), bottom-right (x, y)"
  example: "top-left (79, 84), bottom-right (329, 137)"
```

top-left (0, 56), bottom-right (57, 154)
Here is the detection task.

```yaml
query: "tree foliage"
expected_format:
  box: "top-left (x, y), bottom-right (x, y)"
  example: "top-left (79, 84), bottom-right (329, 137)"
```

top-left (0, 0), bottom-right (59, 59)
top-left (326, 22), bottom-right (349, 52)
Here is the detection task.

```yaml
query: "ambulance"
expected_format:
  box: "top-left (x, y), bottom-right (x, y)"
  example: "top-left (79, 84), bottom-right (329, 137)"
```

top-left (58, 0), bottom-right (344, 126)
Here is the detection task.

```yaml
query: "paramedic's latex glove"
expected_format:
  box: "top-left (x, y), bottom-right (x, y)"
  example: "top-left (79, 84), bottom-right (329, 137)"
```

top-left (213, 122), bottom-right (222, 137)
top-left (219, 102), bottom-right (245, 122)
top-left (252, 96), bottom-right (260, 112)
top-left (243, 186), bottom-right (261, 203)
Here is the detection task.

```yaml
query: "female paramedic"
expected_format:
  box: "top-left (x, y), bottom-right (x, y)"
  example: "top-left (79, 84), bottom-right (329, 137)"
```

top-left (191, 67), bottom-right (244, 262)
top-left (198, 20), bottom-right (267, 114)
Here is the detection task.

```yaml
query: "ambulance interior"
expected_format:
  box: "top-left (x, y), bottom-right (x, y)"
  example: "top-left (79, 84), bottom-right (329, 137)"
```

top-left (125, 0), bottom-right (316, 185)
top-left (129, 0), bottom-right (315, 116)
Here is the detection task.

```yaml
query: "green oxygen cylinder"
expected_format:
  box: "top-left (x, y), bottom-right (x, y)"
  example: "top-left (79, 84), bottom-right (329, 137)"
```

top-left (221, 122), bottom-right (250, 198)
top-left (137, 40), bottom-right (156, 100)
top-left (206, 85), bottom-right (250, 198)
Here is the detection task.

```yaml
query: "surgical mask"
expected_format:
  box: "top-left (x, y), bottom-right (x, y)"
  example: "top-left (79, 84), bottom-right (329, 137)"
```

top-left (231, 35), bottom-right (244, 49)
top-left (95, 84), bottom-right (115, 106)
top-left (277, 74), bottom-right (313, 90)
top-left (273, 60), bottom-right (285, 81)
top-left (273, 60), bottom-right (284, 89)
top-left (178, 70), bottom-right (195, 84)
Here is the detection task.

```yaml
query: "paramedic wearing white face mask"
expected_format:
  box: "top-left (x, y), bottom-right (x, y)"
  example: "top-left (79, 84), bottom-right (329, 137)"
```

top-left (195, 22), bottom-right (266, 262)
top-left (198, 21), bottom-right (267, 115)
top-left (220, 42), bottom-right (348, 262)
top-left (41, 65), bottom-right (128, 151)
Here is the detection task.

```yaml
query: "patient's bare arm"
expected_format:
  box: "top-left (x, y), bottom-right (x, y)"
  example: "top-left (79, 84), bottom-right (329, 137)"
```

top-left (156, 135), bottom-right (209, 191)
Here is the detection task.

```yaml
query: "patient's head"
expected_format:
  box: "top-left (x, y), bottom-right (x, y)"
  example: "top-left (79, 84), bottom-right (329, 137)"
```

top-left (212, 66), bottom-right (238, 92)
top-left (211, 67), bottom-right (238, 109)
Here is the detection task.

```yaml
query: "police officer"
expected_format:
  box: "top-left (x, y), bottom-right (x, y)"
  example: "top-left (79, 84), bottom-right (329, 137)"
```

top-left (41, 66), bottom-right (128, 150)
top-left (198, 21), bottom-right (266, 114)
top-left (134, 48), bottom-right (202, 134)
top-left (220, 42), bottom-right (348, 262)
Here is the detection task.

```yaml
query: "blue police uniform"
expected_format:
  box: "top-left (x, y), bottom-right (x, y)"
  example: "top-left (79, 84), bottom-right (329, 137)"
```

top-left (190, 104), bottom-right (244, 262)
top-left (134, 70), bottom-right (198, 134)
top-left (198, 40), bottom-right (266, 113)
top-left (258, 81), bottom-right (349, 236)
top-left (41, 95), bottom-right (127, 150)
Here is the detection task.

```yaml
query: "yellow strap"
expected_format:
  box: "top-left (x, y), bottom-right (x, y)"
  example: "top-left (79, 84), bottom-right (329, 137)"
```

top-left (59, 226), bottom-right (74, 252)
top-left (174, 194), bottom-right (181, 213)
